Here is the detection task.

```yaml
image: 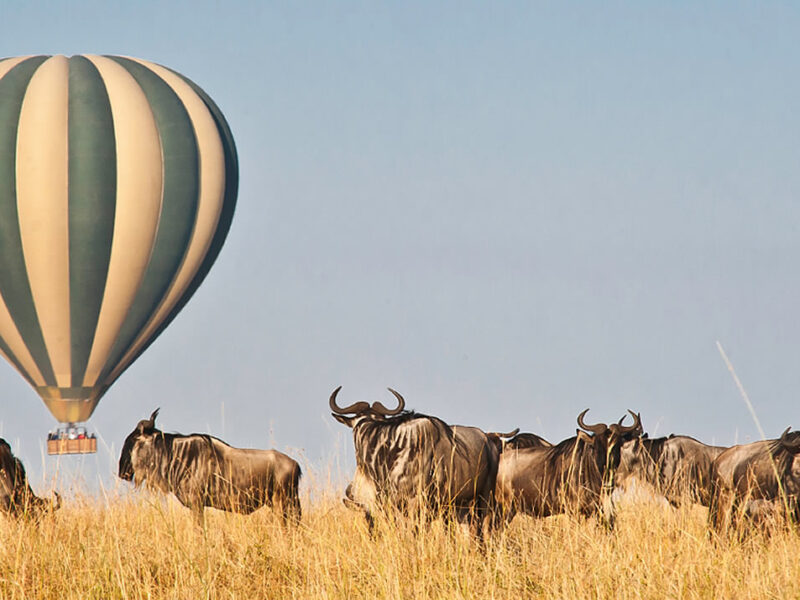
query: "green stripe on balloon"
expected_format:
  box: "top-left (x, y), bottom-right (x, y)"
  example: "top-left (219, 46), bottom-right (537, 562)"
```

top-left (118, 71), bottom-right (239, 383)
top-left (0, 55), bottom-right (57, 387)
top-left (96, 56), bottom-right (200, 387)
top-left (67, 56), bottom-right (117, 387)
top-left (0, 333), bottom-right (33, 387)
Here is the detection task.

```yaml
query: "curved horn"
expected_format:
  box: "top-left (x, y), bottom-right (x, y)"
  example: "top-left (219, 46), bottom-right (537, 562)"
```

top-left (329, 386), bottom-right (370, 415)
top-left (487, 428), bottom-right (520, 438)
top-left (372, 388), bottom-right (406, 416)
top-left (780, 427), bottom-right (800, 451)
top-left (148, 408), bottom-right (160, 427)
top-left (577, 409), bottom-right (607, 435)
top-left (618, 410), bottom-right (642, 434)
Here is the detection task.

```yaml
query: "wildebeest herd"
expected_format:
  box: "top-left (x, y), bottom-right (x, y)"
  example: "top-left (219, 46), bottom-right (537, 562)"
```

top-left (1, 387), bottom-right (798, 538)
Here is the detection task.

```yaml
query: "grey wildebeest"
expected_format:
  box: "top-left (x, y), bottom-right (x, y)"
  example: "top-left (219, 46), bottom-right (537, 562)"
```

top-left (618, 433), bottom-right (727, 507)
top-left (709, 428), bottom-right (800, 533)
top-left (495, 410), bottom-right (642, 528)
top-left (0, 438), bottom-right (60, 518)
top-left (118, 409), bottom-right (302, 524)
top-left (330, 386), bottom-right (500, 538)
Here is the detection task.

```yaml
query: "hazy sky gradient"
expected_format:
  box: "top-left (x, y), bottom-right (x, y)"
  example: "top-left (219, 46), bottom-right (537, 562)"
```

top-left (1, 2), bottom-right (799, 489)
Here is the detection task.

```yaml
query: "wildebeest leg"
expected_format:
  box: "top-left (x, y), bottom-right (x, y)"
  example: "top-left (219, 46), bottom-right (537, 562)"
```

top-left (461, 501), bottom-right (487, 541)
top-left (709, 489), bottom-right (735, 536)
top-left (342, 497), bottom-right (376, 533)
top-left (277, 491), bottom-right (302, 525)
top-left (285, 494), bottom-right (302, 524)
top-left (597, 490), bottom-right (616, 531)
top-left (190, 504), bottom-right (206, 528)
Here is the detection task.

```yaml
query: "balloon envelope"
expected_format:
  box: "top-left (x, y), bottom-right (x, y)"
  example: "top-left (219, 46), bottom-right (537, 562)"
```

top-left (0, 55), bottom-right (238, 422)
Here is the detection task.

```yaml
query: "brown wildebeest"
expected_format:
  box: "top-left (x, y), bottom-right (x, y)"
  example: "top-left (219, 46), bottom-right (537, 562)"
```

top-left (118, 409), bottom-right (302, 524)
top-left (618, 433), bottom-right (727, 507)
top-left (495, 409), bottom-right (642, 529)
top-left (330, 386), bottom-right (501, 539)
top-left (709, 428), bottom-right (800, 533)
top-left (0, 438), bottom-right (60, 518)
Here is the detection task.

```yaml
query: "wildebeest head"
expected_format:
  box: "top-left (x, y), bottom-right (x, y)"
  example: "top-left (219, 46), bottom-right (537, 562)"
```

top-left (118, 408), bottom-right (160, 482)
top-left (576, 408), bottom-right (642, 477)
top-left (778, 427), bottom-right (800, 454)
top-left (775, 427), bottom-right (800, 495)
top-left (329, 386), bottom-right (406, 427)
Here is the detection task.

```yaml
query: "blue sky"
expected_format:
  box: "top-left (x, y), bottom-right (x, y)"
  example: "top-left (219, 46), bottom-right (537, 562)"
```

top-left (1, 2), bottom-right (799, 489)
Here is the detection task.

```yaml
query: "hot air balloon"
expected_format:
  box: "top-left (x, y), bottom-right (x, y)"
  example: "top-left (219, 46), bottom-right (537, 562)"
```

top-left (0, 55), bottom-right (238, 454)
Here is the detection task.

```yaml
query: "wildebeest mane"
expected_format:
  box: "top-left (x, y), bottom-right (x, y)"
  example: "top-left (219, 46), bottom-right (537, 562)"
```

top-left (504, 433), bottom-right (549, 450)
top-left (143, 431), bottom-right (224, 488)
top-left (353, 411), bottom-right (470, 484)
top-left (544, 434), bottom-right (608, 489)
top-left (356, 411), bottom-right (455, 440)
top-left (643, 436), bottom-right (670, 463)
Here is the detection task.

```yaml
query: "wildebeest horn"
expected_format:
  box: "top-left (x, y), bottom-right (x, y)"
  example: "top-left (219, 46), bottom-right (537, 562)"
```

top-left (497, 427), bottom-right (519, 437)
top-left (617, 410), bottom-right (642, 434)
top-left (329, 386), bottom-right (370, 415)
top-left (148, 408), bottom-right (160, 427)
top-left (488, 428), bottom-right (520, 438)
top-left (372, 388), bottom-right (406, 416)
top-left (52, 491), bottom-right (62, 511)
top-left (577, 409), bottom-right (607, 435)
top-left (780, 427), bottom-right (800, 451)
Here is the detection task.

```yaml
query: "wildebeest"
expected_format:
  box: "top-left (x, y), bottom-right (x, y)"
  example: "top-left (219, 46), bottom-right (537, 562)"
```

top-left (495, 410), bottom-right (642, 528)
top-left (709, 428), bottom-right (800, 533)
top-left (0, 438), bottom-right (60, 518)
top-left (330, 386), bottom-right (500, 538)
top-left (118, 409), bottom-right (302, 524)
top-left (618, 433), bottom-right (727, 507)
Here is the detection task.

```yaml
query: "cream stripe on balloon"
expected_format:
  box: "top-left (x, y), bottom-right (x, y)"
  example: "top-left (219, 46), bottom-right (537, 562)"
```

top-left (0, 56), bottom-right (32, 82)
top-left (107, 58), bottom-right (226, 383)
top-left (16, 55), bottom-right (72, 386)
top-left (0, 293), bottom-right (45, 385)
top-left (80, 55), bottom-right (164, 388)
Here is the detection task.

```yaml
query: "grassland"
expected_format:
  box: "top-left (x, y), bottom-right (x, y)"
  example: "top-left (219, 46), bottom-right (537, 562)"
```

top-left (0, 477), bottom-right (798, 600)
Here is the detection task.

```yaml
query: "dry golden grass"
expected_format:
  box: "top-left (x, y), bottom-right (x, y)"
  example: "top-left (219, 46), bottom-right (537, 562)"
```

top-left (0, 484), bottom-right (798, 600)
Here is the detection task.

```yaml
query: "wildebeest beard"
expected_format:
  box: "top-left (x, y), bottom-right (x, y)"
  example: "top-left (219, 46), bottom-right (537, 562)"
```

top-left (118, 432), bottom-right (138, 481)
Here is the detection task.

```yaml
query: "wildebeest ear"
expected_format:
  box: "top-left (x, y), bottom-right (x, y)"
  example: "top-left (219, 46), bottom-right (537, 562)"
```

top-left (332, 413), bottom-right (357, 428)
top-left (642, 433), bottom-right (649, 439)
